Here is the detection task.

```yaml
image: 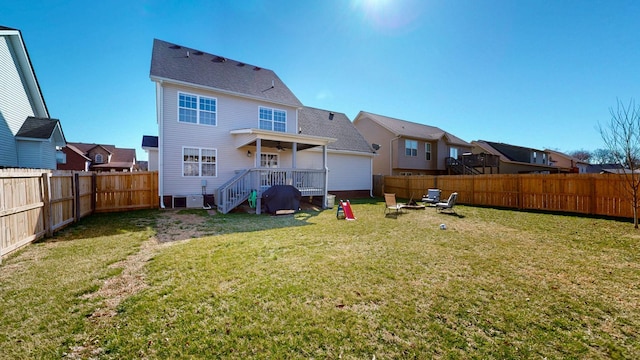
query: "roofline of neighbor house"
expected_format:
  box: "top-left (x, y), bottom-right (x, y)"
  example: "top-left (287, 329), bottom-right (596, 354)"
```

top-left (150, 75), bottom-right (304, 110)
top-left (355, 111), bottom-right (469, 146)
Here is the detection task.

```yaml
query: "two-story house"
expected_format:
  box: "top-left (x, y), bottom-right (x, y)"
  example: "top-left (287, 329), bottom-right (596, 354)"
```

top-left (151, 39), bottom-right (376, 213)
top-left (57, 142), bottom-right (137, 172)
top-left (0, 26), bottom-right (66, 169)
top-left (546, 149), bottom-right (589, 174)
top-left (471, 140), bottom-right (557, 174)
top-left (353, 111), bottom-right (472, 176)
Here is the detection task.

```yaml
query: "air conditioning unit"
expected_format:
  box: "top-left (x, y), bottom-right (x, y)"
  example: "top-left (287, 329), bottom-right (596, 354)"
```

top-left (186, 194), bottom-right (203, 208)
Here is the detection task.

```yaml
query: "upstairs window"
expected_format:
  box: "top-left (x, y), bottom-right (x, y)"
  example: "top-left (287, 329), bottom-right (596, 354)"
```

top-left (259, 107), bottom-right (286, 132)
top-left (425, 143), bottom-right (432, 161)
top-left (179, 92), bottom-right (216, 125)
top-left (95, 154), bottom-right (103, 163)
top-left (405, 139), bottom-right (418, 157)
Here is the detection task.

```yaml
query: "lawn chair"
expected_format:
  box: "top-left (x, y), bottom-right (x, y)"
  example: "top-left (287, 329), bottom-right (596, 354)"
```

top-left (422, 188), bottom-right (441, 205)
top-left (384, 193), bottom-right (405, 216)
top-left (435, 192), bottom-right (458, 214)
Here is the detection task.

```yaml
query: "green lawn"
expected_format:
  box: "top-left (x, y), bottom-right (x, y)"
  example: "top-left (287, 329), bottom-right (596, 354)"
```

top-left (1, 199), bottom-right (639, 359)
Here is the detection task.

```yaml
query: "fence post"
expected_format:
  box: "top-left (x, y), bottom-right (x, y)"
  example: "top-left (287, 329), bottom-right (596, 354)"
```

top-left (517, 175), bottom-right (523, 210)
top-left (471, 175), bottom-right (475, 205)
top-left (41, 172), bottom-right (52, 237)
top-left (91, 173), bottom-right (97, 213)
top-left (589, 175), bottom-right (596, 215)
top-left (74, 172), bottom-right (80, 222)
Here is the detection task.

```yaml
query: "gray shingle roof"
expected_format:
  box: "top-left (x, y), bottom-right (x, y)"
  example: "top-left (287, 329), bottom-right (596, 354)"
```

top-left (298, 107), bottom-right (373, 153)
top-left (150, 39), bottom-right (302, 107)
top-left (16, 117), bottom-right (60, 139)
top-left (357, 111), bottom-right (470, 147)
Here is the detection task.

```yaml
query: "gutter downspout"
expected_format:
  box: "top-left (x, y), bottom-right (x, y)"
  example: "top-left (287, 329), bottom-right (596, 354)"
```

top-left (156, 81), bottom-right (165, 208)
top-left (370, 155), bottom-right (374, 198)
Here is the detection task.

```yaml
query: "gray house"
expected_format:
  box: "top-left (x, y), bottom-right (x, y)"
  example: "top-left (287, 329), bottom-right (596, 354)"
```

top-left (0, 26), bottom-right (65, 169)
top-left (151, 39), bottom-right (377, 213)
top-left (471, 140), bottom-right (557, 174)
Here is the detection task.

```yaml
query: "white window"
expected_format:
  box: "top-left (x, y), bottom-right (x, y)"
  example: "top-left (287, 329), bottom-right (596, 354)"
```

top-left (260, 153), bottom-right (279, 168)
top-left (95, 154), bottom-right (103, 163)
top-left (425, 143), bottom-right (432, 161)
top-left (183, 147), bottom-right (217, 177)
top-left (178, 92), bottom-right (217, 125)
top-left (405, 139), bottom-right (418, 157)
top-left (450, 147), bottom-right (458, 159)
top-left (259, 107), bottom-right (286, 132)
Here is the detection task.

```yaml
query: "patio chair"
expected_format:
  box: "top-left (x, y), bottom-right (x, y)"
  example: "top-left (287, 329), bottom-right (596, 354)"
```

top-left (384, 193), bottom-right (405, 216)
top-left (435, 192), bottom-right (458, 214)
top-left (422, 188), bottom-right (441, 205)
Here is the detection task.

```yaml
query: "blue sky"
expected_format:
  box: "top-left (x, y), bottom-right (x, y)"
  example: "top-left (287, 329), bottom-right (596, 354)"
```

top-left (3, 0), bottom-right (639, 161)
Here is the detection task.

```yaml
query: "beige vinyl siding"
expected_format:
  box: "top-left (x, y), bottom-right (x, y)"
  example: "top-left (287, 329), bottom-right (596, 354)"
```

top-left (161, 84), bottom-right (298, 196)
top-left (0, 36), bottom-right (35, 167)
top-left (353, 116), bottom-right (394, 176)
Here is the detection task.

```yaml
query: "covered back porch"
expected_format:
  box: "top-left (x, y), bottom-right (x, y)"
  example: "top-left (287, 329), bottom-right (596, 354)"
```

top-left (216, 129), bottom-right (336, 214)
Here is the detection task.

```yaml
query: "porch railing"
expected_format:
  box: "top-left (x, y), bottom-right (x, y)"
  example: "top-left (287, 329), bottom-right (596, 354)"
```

top-left (216, 168), bottom-right (326, 214)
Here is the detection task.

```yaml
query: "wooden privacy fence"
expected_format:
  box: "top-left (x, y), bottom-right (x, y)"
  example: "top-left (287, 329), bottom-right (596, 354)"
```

top-left (383, 173), bottom-right (635, 219)
top-left (1, 169), bottom-right (158, 261)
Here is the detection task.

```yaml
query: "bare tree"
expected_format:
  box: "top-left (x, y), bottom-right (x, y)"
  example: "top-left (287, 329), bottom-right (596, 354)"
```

top-left (599, 98), bottom-right (640, 228)
top-left (591, 148), bottom-right (619, 164)
top-left (569, 149), bottom-right (592, 163)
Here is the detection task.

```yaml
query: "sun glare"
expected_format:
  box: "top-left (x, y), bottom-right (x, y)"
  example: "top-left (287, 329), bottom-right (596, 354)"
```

top-left (352, 0), bottom-right (423, 33)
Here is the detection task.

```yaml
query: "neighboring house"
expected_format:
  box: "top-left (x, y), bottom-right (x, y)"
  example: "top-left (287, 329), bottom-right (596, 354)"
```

top-left (546, 149), bottom-right (590, 173)
top-left (142, 135), bottom-right (158, 171)
top-left (0, 25), bottom-right (66, 169)
top-left (586, 163), bottom-right (624, 174)
top-left (57, 142), bottom-right (137, 172)
top-left (150, 39), bottom-right (338, 213)
top-left (353, 111), bottom-right (472, 176)
top-left (472, 140), bottom-right (557, 174)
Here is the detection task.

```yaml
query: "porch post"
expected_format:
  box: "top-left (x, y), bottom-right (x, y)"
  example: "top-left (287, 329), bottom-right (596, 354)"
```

top-left (323, 145), bottom-right (329, 209)
top-left (256, 138), bottom-right (262, 215)
top-left (292, 142), bottom-right (297, 168)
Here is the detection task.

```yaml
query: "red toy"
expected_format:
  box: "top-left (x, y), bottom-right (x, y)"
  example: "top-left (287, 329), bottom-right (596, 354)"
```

top-left (336, 199), bottom-right (356, 220)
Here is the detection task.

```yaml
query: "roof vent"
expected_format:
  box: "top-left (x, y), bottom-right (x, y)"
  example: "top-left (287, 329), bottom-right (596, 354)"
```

top-left (169, 44), bottom-right (181, 49)
top-left (253, 66), bottom-right (261, 71)
top-left (237, 62), bottom-right (245, 67)
top-left (193, 51), bottom-right (203, 55)
top-left (213, 56), bottom-right (227, 62)
top-left (329, 112), bottom-right (335, 120)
